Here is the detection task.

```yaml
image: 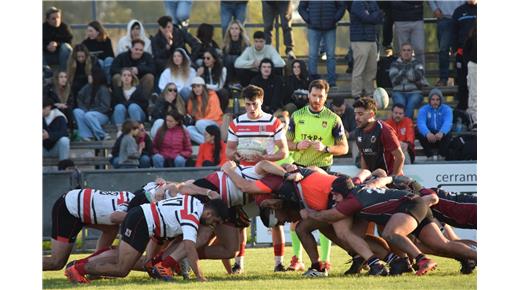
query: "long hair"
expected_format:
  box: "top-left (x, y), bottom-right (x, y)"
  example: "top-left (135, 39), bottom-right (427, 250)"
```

top-left (205, 125), bottom-right (221, 165)
top-left (197, 23), bottom-right (215, 45)
top-left (52, 70), bottom-right (71, 104)
top-left (88, 20), bottom-right (109, 42)
top-left (90, 67), bottom-right (107, 105)
top-left (66, 44), bottom-right (93, 87)
top-left (222, 20), bottom-right (250, 54)
top-left (167, 48), bottom-right (191, 80)
top-left (119, 67), bottom-right (140, 88)
top-left (160, 82), bottom-right (186, 115)
top-left (189, 84), bottom-right (209, 117)
top-left (203, 48), bottom-right (224, 86)
top-left (291, 59), bottom-right (309, 81)
top-left (155, 110), bottom-right (184, 151)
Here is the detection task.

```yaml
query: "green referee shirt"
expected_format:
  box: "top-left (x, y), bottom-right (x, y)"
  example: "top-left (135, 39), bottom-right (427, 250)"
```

top-left (287, 106), bottom-right (346, 167)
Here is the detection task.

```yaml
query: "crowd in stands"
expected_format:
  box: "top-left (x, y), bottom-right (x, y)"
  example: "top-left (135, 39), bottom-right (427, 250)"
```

top-left (43, 1), bottom-right (477, 169)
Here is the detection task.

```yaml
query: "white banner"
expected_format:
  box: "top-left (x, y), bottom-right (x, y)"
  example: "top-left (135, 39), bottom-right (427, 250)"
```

top-left (255, 163), bottom-right (477, 243)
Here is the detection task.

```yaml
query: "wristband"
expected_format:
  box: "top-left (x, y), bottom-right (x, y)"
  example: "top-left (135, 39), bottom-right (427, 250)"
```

top-left (324, 146), bottom-right (330, 153)
top-left (206, 189), bottom-right (212, 197)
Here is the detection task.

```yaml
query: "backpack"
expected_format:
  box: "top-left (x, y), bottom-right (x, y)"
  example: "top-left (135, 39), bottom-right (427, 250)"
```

top-left (376, 55), bottom-right (397, 88)
top-left (445, 135), bottom-right (477, 161)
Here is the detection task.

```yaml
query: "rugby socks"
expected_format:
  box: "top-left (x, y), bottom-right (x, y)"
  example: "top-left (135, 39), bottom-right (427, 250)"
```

top-left (319, 233), bottom-right (331, 263)
top-left (75, 261), bottom-right (87, 276)
top-left (162, 256), bottom-right (181, 274)
top-left (415, 254), bottom-right (426, 263)
top-left (273, 243), bottom-right (285, 266)
top-left (234, 240), bottom-right (246, 268)
top-left (367, 256), bottom-right (382, 268)
top-left (290, 230), bottom-right (303, 261)
top-left (79, 247), bottom-right (111, 263)
top-left (311, 261), bottom-right (322, 271)
top-left (384, 253), bottom-right (398, 264)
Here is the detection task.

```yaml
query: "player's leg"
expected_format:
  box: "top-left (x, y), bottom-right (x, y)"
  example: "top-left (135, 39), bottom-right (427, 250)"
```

top-left (417, 222), bottom-right (477, 260)
top-left (295, 218), bottom-right (321, 271)
top-left (319, 233), bottom-right (332, 271)
top-left (43, 239), bottom-right (75, 271)
top-left (288, 221), bottom-right (305, 271)
top-left (272, 225), bottom-right (286, 271)
top-left (84, 240), bottom-right (144, 277)
top-left (88, 224), bottom-right (119, 250)
top-left (232, 227), bottom-right (247, 273)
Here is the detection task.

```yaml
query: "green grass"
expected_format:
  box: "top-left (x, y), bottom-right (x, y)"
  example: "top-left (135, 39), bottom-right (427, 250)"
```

top-left (43, 246), bottom-right (476, 290)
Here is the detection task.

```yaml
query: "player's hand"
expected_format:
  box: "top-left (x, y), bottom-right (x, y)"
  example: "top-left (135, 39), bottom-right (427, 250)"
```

top-left (197, 276), bottom-right (207, 282)
top-left (155, 177), bottom-right (166, 185)
top-left (221, 160), bottom-right (237, 173)
top-left (286, 172), bottom-right (303, 182)
top-left (299, 209), bottom-right (310, 219)
top-left (311, 141), bottom-right (326, 152)
top-left (247, 153), bottom-right (264, 163)
top-left (364, 178), bottom-right (379, 188)
top-left (296, 140), bottom-right (312, 150)
top-left (284, 164), bottom-right (298, 172)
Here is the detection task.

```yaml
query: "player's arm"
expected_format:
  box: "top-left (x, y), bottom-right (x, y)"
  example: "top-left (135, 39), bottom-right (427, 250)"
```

top-left (300, 207), bottom-right (345, 223)
top-left (391, 147), bottom-right (405, 176)
top-left (254, 160), bottom-right (287, 176)
top-left (285, 117), bottom-right (299, 151)
top-left (364, 176), bottom-right (393, 189)
top-left (225, 140), bottom-right (240, 162)
top-left (178, 182), bottom-right (220, 200)
top-left (329, 117), bottom-right (349, 155)
top-left (109, 211), bottom-right (127, 224)
top-left (183, 239), bottom-right (206, 281)
top-left (263, 138), bottom-right (289, 161)
top-left (221, 161), bottom-right (269, 194)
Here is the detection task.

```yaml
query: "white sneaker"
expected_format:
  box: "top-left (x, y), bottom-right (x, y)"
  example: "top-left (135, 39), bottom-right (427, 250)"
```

top-left (303, 268), bottom-right (328, 277)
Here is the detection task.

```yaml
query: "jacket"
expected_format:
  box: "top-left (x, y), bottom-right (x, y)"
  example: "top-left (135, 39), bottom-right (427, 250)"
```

top-left (111, 50), bottom-right (156, 79)
top-left (82, 37), bottom-right (115, 60)
top-left (195, 141), bottom-right (228, 167)
top-left (42, 22), bottom-right (73, 51)
top-left (417, 88), bottom-right (453, 136)
top-left (350, 1), bottom-right (383, 42)
top-left (151, 27), bottom-right (201, 63)
top-left (187, 90), bottom-right (223, 124)
top-left (116, 19), bottom-right (152, 56)
top-left (452, 2), bottom-right (477, 50)
top-left (43, 108), bottom-right (68, 150)
top-left (389, 57), bottom-right (427, 92)
top-left (298, 1), bottom-right (347, 31)
top-left (151, 98), bottom-right (184, 122)
top-left (391, 1), bottom-right (423, 22)
top-left (76, 84), bottom-right (112, 115)
top-left (234, 45), bottom-right (285, 69)
top-left (428, 1), bottom-right (464, 18)
top-left (111, 85), bottom-right (149, 115)
top-left (152, 126), bottom-right (192, 159)
top-left (384, 117), bottom-right (415, 146)
top-left (112, 133), bottom-right (153, 158)
top-left (250, 74), bottom-right (285, 113)
top-left (118, 134), bottom-right (140, 165)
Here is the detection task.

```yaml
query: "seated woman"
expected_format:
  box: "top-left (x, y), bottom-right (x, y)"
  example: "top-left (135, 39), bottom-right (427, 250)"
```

top-left (116, 120), bottom-right (141, 169)
top-left (67, 43), bottom-right (99, 98)
top-left (73, 67), bottom-right (112, 141)
top-left (150, 82), bottom-right (186, 139)
top-left (43, 70), bottom-right (75, 134)
top-left (284, 59), bottom-right (310, 113)
top-left (191, 23), bottom-right (221, 67)
top-left (82, 20), bottom-right (115, 84)
top-left (110, 121), bottom-right (152, 169)
top-left (152, 111), bottom-right (192, 168)
top-left (116, 19), bottom-right (152, 56)
top-left (111, 67), bottom-right (148, 137)
top-left (195, 125), bottom-right (227, 167)
top-left (221, 20), bottom-right (250, 84)
top-left (158, 47), bottom-right (196, 102)
top-left (186, 77), bottom-right (223, 144)
top-left (196, 48), bottom-right (230, 112)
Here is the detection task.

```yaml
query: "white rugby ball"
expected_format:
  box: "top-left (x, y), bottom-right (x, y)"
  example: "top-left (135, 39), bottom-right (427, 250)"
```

top-left (237, 141), bottom-right (266, 161)
top-left (373, 87), bottom-right (390, 109)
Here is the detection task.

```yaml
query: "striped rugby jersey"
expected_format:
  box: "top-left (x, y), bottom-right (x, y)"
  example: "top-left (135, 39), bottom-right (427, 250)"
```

top-left (64, 188), bottom-right (135, 225)
top-left (228, 112), bottom-right (285, 166)
top-left (141, 194), bottom-right (203, 242)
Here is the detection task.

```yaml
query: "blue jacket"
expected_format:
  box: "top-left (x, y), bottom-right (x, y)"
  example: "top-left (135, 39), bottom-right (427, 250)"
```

top-left (350, 1), bottom-right (383, 42)
top-left (298, 1), bottom-right (347, 31)
top-left (417, 88), bottom-right (453, 136)
top-left (391, 1), bottom-right (423, 22)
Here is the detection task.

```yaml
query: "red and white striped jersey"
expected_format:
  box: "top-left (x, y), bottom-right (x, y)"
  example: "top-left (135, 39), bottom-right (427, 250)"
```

top-left (65, 188), bottom-right (135, 225)
top-left (227, 113), bottom-right (285, 166)
top-left (142, 181), bottom-right (176, 201)
top-left (141, 193), bottom-right (203, 242)
top-left (207, 165), bottom-right (264, 208)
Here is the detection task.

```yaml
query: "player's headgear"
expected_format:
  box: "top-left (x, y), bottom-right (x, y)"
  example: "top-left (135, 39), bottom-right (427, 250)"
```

top-left (331, 175), bottom-right (355, 197)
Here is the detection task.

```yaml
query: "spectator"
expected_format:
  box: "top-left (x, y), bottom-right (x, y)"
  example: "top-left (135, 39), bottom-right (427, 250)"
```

top-left (191, 23), bottom-right (221, 67)
top-left (186, 77), bottom-right (223, 144)
top-left (384, 103), bottom-right (416, 164)
top-left (43, 7), bottom-right (73, 71)
top-left (250, 58), bottom-right (284, 114)
top-left (151, 15), bottom-right (201, 73)
top-left (111, 39), bottom-right (156, 103)
top-left (261, 0), bottom-right (296, 59)
top-left (152, 110), bottom-right (192, 168)
top-left (111, 121), bottom-right (152, 169)
top-left (350, 0), bottom-right (384, 99)
top-left (389, 42), bottom-right (428, 118)
top-left (329, 96), bottom-right (357, 160)
top-left (391, 1), bottom-right (425, 65)
top-left (150, 83), bottom-right (187, 139)
top-left (116, 19), bottom-right (152, 56)
top-left (417, 88), bottom-right (453, 160)
top-left (428, 0), bottom-right (464, 87)
top-left (220, 1), bottom-right (248, 37)
top-left (43, 97), bottom-right (70, 162)
top-left (111, 68), bottom-right (149, 137)
top-left (43, 70), bottom-right (74, 133)
top-left (222, 20), bottom-right (250, 84)
top-left (197, 48), bottom-right (230, 112)
top-left (464, 25), bottom-right (477, 130)
top-left (116, 120), bottom-right (141, 169)
top-left (82, 20), bottom-right (115, 84)
top-left (452, 0), bottom-right (477, 111)
top-left (158, 47), bottom-right (196, 101)
top-left (378, 1), bottom-right (394, 51)
top-left (298, 1), bottom-right (347, 86)
top-left (163, 0), bottom-right (193, 29)
top-left (67, 44), bottom-right (99, 99)
top-left (195, 124), bottom-right (227, 167)
top-left (284, 59), bottom-right (309, 113)
top-left (234, 31), bottom-right (285, 87)
top-left (73, 68), bottom-right (112, 141)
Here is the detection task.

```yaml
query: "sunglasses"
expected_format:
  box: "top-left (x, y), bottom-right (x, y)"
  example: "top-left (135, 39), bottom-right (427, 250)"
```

top-left (167, 87), bottom-right (177, 92)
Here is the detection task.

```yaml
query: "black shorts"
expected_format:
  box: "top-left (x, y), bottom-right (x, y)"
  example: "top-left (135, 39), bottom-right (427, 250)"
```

top-left (51, 195), bottom-right (84, 243)
top-left (127, 191), bottom-right (150, 210)
top-left (360, 197), bottom-right (429, 226)
top-left (120, 206), bottom-right (150, 253)
top-left (411, 208), bottom-right (435, 237)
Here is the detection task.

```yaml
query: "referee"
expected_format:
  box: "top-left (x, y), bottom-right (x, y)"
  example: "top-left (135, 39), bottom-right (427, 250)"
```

top-left (286, 79), bottom-right (348, 274)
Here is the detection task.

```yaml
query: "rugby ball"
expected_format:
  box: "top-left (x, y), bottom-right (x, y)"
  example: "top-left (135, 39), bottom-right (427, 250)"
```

top-left (373, 87), bottom-right (389, 109)
top-left (237, 141), bottom-right (267, 161)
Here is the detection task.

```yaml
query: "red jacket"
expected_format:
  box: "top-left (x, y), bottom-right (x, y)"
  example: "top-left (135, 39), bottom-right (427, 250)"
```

top-left (152, 126), bottom-right (192, 159)
top-left (195, 141), bottom-right (227, 167)
top-left (384, 117), bottom-right (415, 151)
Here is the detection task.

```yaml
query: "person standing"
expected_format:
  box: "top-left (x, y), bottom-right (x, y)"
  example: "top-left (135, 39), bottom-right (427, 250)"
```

top-left (391, 1), bottom-right (425, 65)
top-left (220, 1), bottom-right (248, 37)
top-left (350, 0), bottom-right (384, 99)
top-left (286, 79), bottom-right (349, 275)
top-left (261, 0), bottom-right (296, 59)
top-left (163, 0), bottom-right (193, 29)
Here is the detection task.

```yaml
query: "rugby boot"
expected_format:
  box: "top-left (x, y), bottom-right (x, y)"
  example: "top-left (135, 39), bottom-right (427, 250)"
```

top-left (64, 263), bottom-right (90, 284)
top-left (150, 262), bottom-right (174, 281)
top-left (344, 255), bottom-right (366, 275)
top-left (415, 258), bottom-right (437, 276)
top-left (367, 262), bottom-right (388, 276)
top-left (287, 256), bottom-right (305, 272)
top-left (274, 263), bottom-right (287, 272)
top-left (231, 263), bottom-right (244, 274)
top-left (303, 262), bottom-right (328, 277)
top-left (459, 258), bottom-right (476, 275)
top-left (389, 257), bottom-right (413, 275)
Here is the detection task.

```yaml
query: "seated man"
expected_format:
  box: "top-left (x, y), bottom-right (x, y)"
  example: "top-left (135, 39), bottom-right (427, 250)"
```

top-left (384, 103), bottom-right (416, 163)
top-left (65, 194), bottom-right (228, 283)
top-left (416, 88), bottom-right (453, 160)
top-left (250, 58), bottom-right (285, 114)
top-left (43, 97), bottom-right (70, 164)
top-left (234, 31), bottom-right (285, 87)
top-left (43, 6), bottom-right (73, 70)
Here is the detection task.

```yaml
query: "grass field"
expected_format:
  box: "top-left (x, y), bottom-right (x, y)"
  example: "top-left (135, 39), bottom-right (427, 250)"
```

top-left (43, 245), bottom-right (476, 290)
